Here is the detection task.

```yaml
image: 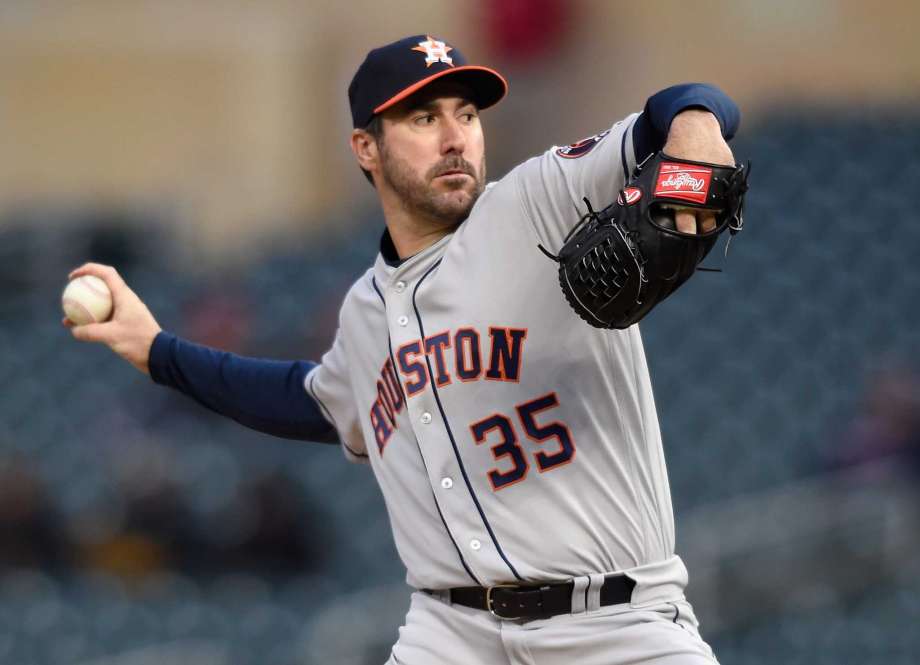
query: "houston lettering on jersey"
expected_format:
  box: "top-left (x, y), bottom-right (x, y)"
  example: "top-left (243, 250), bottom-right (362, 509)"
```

top-left (369, 326), bottom-right (527, 453)
top-left (368, 357), bottom-right (405, 454)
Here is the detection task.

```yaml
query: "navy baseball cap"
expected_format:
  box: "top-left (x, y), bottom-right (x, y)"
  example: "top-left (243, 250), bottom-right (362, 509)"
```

top-left (349, 34), bottom-right (508, 128)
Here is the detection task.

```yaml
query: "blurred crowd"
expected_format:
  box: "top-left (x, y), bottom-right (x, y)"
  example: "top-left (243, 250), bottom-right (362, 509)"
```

top-left (829, 367), bottom-right (920, 481)
top-left (0, 452), bottom-right (333, 580)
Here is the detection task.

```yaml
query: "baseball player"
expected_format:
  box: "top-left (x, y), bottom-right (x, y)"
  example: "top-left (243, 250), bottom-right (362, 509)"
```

top-left (67, 35), bottom-right (741, 664)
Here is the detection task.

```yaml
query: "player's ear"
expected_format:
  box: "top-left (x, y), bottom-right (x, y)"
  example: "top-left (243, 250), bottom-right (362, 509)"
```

top-left (350, 128), bottom-right (379, 172)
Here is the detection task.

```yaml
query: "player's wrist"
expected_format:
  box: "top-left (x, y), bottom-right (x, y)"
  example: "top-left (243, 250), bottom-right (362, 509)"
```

top-left (663, 111), bottom-right (733, 166)
top-left (668, 109), bottom-right (721, 133)
top-left (142, 327), bottom-right (169, 378)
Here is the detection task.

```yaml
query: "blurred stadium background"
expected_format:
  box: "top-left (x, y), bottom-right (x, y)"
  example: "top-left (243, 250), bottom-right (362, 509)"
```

top-left (2, 1), bottom-right (919, 663)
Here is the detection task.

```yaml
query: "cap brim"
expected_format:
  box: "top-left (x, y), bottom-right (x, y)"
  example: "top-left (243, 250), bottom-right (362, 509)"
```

top-left (373, 65), bottom-right (508, 116)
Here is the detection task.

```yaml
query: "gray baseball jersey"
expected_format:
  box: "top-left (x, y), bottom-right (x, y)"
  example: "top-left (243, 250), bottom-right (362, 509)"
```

top-left (306, 112), bottom-right (681, 592)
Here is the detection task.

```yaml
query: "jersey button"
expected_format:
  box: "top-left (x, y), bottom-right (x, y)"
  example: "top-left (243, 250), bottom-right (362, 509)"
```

top-left (395, 281), bottom-right (406, 293)
top-left (470, 539), bottom-right (482, 551)
top-left (397, 315), bottom-right (409, 326)
top-left (420, 412), bottom-right (432, 424)
top-left (440, 477), bottom-right (453, 489)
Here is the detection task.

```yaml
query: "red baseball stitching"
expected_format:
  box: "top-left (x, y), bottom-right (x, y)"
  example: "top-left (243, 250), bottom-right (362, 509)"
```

top-left (62, 297), bottom-right (97, 324)
top-left (79, 276), bottom-right (110, 298)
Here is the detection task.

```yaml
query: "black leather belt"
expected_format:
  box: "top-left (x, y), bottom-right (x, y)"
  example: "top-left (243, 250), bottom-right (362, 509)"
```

top-left (435, 574), bottom-right (636, 620)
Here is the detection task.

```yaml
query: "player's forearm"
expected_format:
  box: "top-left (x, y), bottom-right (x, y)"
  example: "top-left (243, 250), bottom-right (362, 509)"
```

top-left (632, 83), bottom-right (740, 161)
top-left (148, 332), bottom-right (339, 443)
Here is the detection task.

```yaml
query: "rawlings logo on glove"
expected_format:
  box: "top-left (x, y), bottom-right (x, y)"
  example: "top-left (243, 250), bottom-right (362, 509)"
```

top-left (655, 164), bottom-right (712, 203)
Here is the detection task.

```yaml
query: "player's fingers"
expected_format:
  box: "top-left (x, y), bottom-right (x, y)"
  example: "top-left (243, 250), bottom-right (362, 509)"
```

top-left (68, 263), bottom-right (128, 294)
top-left (69, 321), bottom-right (115, 344)
top-left (699, 212), bottom-right (717, 234)
top-left (68, 262), bottom-right (109, 279)
top-left (675, 210), bottom-right (697, 234)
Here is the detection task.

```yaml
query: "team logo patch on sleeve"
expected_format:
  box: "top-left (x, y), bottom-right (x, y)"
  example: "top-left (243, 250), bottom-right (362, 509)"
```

top-left (555, 129), bottom-right (610, 159)
top-left (654, 162), bottom-right (713, 204)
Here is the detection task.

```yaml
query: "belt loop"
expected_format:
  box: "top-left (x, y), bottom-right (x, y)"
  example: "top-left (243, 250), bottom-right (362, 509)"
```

top-left (586, 573), bottom-right (606, 612)
top-left (427, 589), bottom-right (452, 605)
top-left (570, 576), bottom-right (590, 615)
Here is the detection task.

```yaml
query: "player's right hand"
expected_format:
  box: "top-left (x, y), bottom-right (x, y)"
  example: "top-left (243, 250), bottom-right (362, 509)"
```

top-left (63, 263), bottom-right (162, 376)
top-left (662, 109), bottom-right (735, 236)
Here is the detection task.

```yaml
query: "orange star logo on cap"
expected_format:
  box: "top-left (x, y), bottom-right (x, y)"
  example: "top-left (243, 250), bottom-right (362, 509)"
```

top-left (412, 36), bottom-right (454, 67)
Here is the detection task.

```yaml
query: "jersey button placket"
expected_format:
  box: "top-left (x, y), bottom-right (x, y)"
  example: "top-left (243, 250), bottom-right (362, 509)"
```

top-left (386, 265), bottom-right (499, 579)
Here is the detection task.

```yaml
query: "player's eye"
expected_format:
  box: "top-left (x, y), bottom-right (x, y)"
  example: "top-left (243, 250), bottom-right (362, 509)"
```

top-left (414, 114), bottom-right (436, 126)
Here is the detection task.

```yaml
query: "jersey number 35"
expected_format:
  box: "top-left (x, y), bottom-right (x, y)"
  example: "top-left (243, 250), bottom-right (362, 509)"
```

top-left (469, 392), bottom-right (575, 491)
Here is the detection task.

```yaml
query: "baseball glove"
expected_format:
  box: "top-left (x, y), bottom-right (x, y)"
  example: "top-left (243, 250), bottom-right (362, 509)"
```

top-left (540, 152), bottom-right (749, 329)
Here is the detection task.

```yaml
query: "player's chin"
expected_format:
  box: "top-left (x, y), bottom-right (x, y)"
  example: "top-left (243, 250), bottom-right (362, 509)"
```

top-left (436, 188), bottom-right (475, 210)
top-left (426, 193), bottom-right (474, 224)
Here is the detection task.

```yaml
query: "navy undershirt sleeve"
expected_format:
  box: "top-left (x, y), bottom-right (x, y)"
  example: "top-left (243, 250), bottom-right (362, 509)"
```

top-left (148, 331), bottom-right (339, 444)
top-left (632, 83), bottom-right (741, 165)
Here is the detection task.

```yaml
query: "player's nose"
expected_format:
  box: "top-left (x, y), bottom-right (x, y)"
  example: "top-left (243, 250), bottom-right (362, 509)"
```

top-left (440, 117), bottom-right (467, 154)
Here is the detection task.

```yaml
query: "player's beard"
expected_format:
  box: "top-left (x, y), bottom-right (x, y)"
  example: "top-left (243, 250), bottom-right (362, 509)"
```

top-left (379, 142), bottom-right (486, 228)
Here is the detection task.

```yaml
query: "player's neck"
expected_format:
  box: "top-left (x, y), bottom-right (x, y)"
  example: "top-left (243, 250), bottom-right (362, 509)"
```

top-left (380, 198), bottom-right (458, 259)
top-left (386, 222), bottom-right (454, 259)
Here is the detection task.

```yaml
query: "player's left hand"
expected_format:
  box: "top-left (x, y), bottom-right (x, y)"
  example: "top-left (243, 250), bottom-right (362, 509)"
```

top-left (661, 109), bottom-right (735, 235)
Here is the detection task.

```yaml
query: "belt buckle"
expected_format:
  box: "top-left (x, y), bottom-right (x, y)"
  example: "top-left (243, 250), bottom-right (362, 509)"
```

top-left (486, 584), bottom-right (522, 620)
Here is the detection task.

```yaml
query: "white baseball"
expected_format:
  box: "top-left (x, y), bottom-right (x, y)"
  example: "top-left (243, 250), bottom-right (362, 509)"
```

top-left (62, 275), bottom-right (113, 326)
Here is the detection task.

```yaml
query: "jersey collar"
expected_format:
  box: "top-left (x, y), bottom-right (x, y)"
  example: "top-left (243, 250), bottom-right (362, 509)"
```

top-left (373, 229), bottom-right (454, 290)
top-left (379, 228), bottom-right (406, 267)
